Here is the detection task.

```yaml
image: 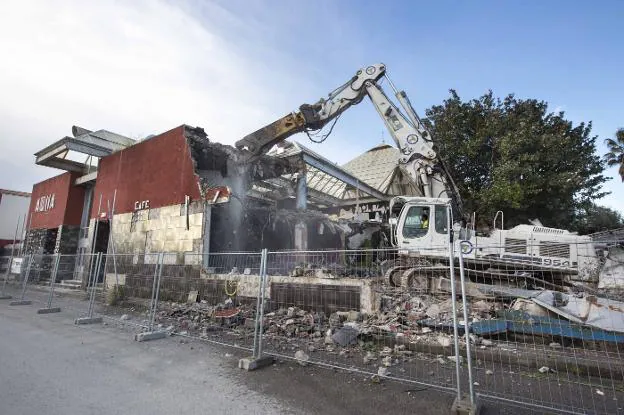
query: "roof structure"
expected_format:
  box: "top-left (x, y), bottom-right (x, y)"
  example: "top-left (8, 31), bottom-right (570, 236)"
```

top-left (342, 144), bottom-right (421, 197)
top-left (262, 141), bottom-right (389, 209)
top-left (34, 126), bottom-right (135, 177)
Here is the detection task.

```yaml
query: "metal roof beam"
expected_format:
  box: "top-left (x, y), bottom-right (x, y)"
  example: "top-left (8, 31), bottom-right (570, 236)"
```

top-left (301, 153), bottom-right (388, 201)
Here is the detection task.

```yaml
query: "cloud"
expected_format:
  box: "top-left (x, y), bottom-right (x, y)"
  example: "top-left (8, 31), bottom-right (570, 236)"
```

top-left (0, 0), bottom-right (322, 191)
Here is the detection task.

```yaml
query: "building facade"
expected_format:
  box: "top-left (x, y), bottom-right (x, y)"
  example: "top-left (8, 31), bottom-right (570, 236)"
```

top-left (25, 123), bottom-right (410, 284)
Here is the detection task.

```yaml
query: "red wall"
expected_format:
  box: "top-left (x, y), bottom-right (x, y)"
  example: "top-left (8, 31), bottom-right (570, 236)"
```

top-left (91, 125), bottom-right (201, 218)
top-left (29, 172), bottom-right (85, 229)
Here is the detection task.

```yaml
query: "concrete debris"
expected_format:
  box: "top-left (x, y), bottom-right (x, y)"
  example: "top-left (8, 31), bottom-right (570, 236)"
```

top-left (381, 356), bottom-right (393, 367)
top-left (511, 298), bottom-right (552, 317)
top-left (538, 366), bottom-right (552, 374)
top-left (426, 299), bottom-right (459, 319)
top-left (448, 355), bottom-right (464, 364)
top-left (598, 247), bottom-right (624, 289)
top-left (549, 342), bottom-right (562, 349)
top-left (380, 346), bottom-right (393, 356)
top-left (437, 335), bottom-right (452, 347)
top-left (120, 314), bottom-right (130, 321)
top-left (486, 370), bottom-right (493, 375)
top-left (363, 351), bottom-right (376, 364)
top-left (331, 326), bottom-right (359, 346)
top-left (294, 350), bottom-right (310, 366)
top-left (377, 366), bottom-right (389, 377)
top-left (481, 339), bottom-right (494, 347)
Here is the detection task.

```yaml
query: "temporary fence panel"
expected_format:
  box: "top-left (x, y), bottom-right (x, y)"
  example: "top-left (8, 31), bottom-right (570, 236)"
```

top-left (94, 251), bottom-right (264, 350)
top-left (256, 245), bottom-right (465, 395)
top-left (456, 240), bottom-right (624, 415)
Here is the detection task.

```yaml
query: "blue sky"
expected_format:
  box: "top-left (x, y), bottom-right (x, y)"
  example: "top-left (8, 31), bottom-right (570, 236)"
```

top-left (0, 0), bottom-right (622, 213)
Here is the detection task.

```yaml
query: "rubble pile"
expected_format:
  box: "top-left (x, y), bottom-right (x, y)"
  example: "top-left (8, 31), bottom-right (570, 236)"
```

top-left (154, 298), bottom-right (256, 334)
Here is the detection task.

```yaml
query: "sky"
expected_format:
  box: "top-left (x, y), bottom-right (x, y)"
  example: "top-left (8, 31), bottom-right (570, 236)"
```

top-left (0, 0), bottom-right (622, 214)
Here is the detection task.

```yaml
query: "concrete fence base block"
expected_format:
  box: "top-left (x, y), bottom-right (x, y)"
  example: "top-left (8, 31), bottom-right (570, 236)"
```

top-left (74, 317), bottom-right (103, 325)
top-left (238, 355), bottom-right (275, 371)
top-left (0, 294), bottom-right (12, 300)
top-left (451, 395), bottom-right (480, 415)
top-left (37, 307), bottom-right (61, 314)
top-left (9, 300), bottom-right (32, 306)
top-left (135, 331), bottom-right (167, 342)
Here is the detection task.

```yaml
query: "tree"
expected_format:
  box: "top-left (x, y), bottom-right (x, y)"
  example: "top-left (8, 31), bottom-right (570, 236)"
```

top-left (425, 90), bottom-right (608, 229)
top-left (604, 128), bottom-right (624, 182)
top-left (573, 204), bottom-right (624, 235)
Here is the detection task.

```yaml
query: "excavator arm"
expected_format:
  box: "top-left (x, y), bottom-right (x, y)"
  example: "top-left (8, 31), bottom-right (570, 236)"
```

top-left (234, 63), bottom-right (464, 219)
top-left (235, 64), bottom-right (386, 157)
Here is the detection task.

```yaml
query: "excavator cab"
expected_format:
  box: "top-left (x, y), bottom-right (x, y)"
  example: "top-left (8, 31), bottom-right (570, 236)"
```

top-left (390, 196), bottom-right (452, 259)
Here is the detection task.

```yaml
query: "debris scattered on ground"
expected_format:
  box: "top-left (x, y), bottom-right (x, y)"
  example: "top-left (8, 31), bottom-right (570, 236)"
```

top-left (448, 355), bottom-right (464, 364)
top-left (596, 389), bottom-right (605, 396)
top-left (378, 366), bottom-right (389, 377)
top-left (331, 326), bottom-right (359, 346)
top-left (486, 370), bottom-right (493, 375)
top-left (437, 335), bottom-right (452, 347)
top-left (538, 366), bottom-right (552, 374)
top-left (120, 314), bottom-right (130, 321)
top-left (295, 350), bottom-right (310, 366)
top-left (549, 342), bottom-right (562, 349)
top-left (363, 351), bottom-right (376, 364)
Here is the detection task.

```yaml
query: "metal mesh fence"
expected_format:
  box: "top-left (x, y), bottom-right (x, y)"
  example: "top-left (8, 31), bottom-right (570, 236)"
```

top-left (92, 252), bottom-right (264, 349)
top-left (258, 246), bottom-right (464, 395)
top-left (2, 237), bottom-right (623, 414)
top-left (457, 240), bottom-right (624, 414)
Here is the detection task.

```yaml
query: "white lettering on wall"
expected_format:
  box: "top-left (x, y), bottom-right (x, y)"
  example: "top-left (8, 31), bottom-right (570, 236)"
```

top-left (34, 194), bottom-right (55, 212)
top-left (134, 200), bottom-right (150, 211)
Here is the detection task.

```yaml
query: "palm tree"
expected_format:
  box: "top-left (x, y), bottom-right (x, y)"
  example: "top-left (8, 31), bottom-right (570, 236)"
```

top-left (605, 128), bottom-right (624, 182)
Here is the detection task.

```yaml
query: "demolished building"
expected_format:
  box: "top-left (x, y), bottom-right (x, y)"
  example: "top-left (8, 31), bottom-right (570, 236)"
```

top-left (23, 125), bottom-right (416, 283)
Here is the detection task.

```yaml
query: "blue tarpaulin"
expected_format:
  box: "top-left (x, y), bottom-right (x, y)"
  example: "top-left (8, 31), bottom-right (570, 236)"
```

top-left (419, 311), bottom-right (624, 344)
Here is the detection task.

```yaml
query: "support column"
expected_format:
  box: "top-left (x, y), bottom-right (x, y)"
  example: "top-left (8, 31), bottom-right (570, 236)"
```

top-left (295, 170), bottom-right (307, 251)
top-left (296, 170), bottom-right (307, 210)
top-left (202, 203), bottom-right (211, 270)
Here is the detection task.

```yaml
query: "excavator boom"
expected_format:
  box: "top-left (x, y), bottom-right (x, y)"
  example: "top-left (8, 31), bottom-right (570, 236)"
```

top-left (235, 63), bottom-right (464, 220)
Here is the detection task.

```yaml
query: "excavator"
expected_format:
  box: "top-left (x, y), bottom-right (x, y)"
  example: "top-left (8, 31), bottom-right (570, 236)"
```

top-left (234, 63), bottom-right (605, 288)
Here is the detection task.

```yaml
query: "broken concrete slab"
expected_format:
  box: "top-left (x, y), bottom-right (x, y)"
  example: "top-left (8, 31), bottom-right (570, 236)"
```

top-left (532, 290), bottom-right (624, 333)
top-left (135, 331), bottom-right (167, 342)
top-left (75, 317), bottom-right (103, 325)
top-left (238, 355), bottom-right (275, 371)
top-left (37, 307), bottom-right (61, 314)
top-left (331, 326), bottom-right (359, 346)
top-left (294, 350), bottom-right (310, 366)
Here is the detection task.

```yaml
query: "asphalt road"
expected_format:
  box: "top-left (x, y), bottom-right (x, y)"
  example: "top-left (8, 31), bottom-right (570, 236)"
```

top-left (0, 303), bottom-right (294, 415)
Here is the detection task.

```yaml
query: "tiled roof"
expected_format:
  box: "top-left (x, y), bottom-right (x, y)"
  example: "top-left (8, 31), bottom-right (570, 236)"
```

top-left (342, 144), bottom-right (401, 193)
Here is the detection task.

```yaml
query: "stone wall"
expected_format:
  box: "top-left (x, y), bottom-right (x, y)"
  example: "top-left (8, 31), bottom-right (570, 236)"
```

top-left (99, 201), bottom-right (204, 258)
